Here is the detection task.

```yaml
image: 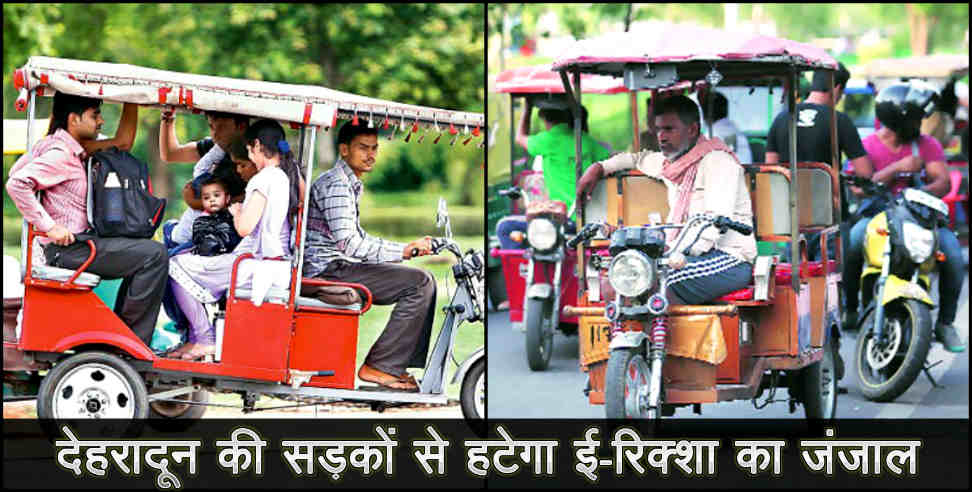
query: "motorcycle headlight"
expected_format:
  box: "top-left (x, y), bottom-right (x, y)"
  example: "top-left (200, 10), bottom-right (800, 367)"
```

top-left (527, 218), bottom-right (558, 251)
top-left (901, 221), bottom-right (934, 263)
top-left (608, 250), bottom-right (655, 298)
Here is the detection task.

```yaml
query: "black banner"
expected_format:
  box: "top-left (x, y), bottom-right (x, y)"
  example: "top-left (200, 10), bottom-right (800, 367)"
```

top-left (2, 419), bottom-right (968, 489)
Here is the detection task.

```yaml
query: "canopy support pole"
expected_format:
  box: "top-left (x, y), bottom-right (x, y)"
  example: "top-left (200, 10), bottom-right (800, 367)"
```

top-left (509, 94), bottom-right (516, 181)
top-left (630, 91), bottom-right (640, 151)
top-left (292, 125), bottom-right (317, 302)
top-left (21, 88), bottom-right (37, 277)
top-left (787, 68), bottom-right (800, 293)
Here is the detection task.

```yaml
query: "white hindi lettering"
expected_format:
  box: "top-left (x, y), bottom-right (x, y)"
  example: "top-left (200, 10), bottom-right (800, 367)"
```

top-left (610, 428), bottom-right (649, 476)
top-left (216, 427), bottom-right (268, 475)
top-left (54, 426), bottom-right (83, 476)
top-left (572, 427), bottom-right (602, 482)
top-left (800, 428), bottom-right (837, 475)
top-left (281, 442), bottom-right (317, 475)
top-left (462, 425), bottom-right (558, 477)
top-left (282, 427), bottom-right (397, 480)
top-left (883, 442), bottom-right (921, 476)
top-left (734, 440), bottom-right (786, 476)
top-left (52, 425), bottom-right (199, 489)
top-left (413, 425), bottom-right (450, 476)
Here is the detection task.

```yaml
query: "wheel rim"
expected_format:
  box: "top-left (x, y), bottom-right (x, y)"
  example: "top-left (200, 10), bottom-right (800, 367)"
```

top-left (819, 343), bottom-right (837, 417)
top-left (51, 363), bottom-right (137, 419)
top-left (623, 354), bottom-right (651, 418)
top-left (865, 319), bottom-right (903, 370)
top-left (474, 372), bottom-right (485, 419)
top-left (150, 393), bottom-right (192, 418)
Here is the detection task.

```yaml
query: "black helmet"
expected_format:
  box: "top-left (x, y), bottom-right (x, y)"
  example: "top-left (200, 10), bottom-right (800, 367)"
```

top-left (874, 80), bottom-right (939, 143)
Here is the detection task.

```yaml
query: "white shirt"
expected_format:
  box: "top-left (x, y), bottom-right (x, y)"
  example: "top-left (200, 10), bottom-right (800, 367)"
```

top-left (712, 118), bottom-right (753, 164)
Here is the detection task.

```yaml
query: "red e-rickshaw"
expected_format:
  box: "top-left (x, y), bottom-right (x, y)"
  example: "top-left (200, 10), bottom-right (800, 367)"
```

top-left (553, 26), bottom-right (846, 419)
top-left (489, 64), bottom-right (633, 371)
top-left (3, 56), bottom-right (486, 422)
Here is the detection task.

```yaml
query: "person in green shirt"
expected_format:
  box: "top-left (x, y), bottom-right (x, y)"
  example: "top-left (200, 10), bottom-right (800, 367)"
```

top-left (497, 100), bottom-right (611, 253)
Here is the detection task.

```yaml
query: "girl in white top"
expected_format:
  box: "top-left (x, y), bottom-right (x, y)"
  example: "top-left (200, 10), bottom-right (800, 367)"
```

top-left (167, 119), bottom-right (301, 361)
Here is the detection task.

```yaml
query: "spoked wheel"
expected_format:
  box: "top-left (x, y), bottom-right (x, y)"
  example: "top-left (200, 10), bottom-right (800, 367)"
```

top-left (525, 297), bottom-right (553, 371)
top-left (460, 359), bottom-right (485, 421)
top-left (605, 348), bottom-right (655, 419)
top-left (801, 337), bottom-right (838, 418)
top-left (855, 299), bottom-right (933, 402)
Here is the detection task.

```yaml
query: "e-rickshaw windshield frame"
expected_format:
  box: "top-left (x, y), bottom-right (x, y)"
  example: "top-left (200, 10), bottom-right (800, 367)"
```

top-left (554, 55), bottom-right (842, 294)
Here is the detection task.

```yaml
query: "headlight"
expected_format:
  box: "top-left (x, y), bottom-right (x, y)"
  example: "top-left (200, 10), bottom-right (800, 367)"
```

top-left (608, 250), bottom-right (655, 297)
top-left (527, 218), bottom-right (558, 251)
top-left (901, 221), bottom-right (934, 263)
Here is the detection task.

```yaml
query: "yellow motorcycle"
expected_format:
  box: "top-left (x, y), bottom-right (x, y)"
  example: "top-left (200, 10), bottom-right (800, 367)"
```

top-left (845, 174), bottom-right (950, 402)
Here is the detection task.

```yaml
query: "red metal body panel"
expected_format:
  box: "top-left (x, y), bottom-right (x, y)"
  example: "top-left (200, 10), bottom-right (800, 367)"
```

top-left (494, 248), bottom-right (579, 324)
top-left (221, 297), bottom-right (292, 382)
top-left (290, 312), bottom-right (359, 389)
top-left (18, 285), bottom-right (154, 360)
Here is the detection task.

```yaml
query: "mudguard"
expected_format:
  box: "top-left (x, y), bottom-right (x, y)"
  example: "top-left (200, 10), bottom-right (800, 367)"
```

top-left (449, 346), bottom-right (485, 385)
top-left (526, 283), bottom-right (553, 299)
top-left (609, 330), bottom-right (646, 350)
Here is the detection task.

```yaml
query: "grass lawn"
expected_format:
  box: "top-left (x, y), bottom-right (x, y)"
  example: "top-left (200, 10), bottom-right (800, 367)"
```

top-left (2, 235), bottom-right (483, 408)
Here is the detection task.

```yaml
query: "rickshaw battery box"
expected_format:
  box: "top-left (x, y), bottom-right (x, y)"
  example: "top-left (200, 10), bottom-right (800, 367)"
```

top-left (290, 313), bottom-right (359, 389)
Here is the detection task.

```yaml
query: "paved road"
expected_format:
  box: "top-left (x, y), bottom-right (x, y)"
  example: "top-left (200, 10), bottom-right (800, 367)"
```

top-left (487, 262), bottom-right (969, 419)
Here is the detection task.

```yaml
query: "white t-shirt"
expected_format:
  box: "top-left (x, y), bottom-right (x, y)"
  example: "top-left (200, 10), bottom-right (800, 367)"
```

top-left (170, 143), bottom-right (226, 244)
top-left (233, 166), bottom-right (292, 306)
top-left (712, 118), bottom-right (753, 164)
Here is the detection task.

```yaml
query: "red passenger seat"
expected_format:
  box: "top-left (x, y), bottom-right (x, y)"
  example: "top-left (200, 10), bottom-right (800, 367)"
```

top-left (713, 259), bottom-right (838, 302)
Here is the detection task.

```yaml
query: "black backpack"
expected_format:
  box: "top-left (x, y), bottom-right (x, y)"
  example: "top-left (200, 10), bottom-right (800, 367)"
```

top-left (86, 147), bottom-right (166, 238)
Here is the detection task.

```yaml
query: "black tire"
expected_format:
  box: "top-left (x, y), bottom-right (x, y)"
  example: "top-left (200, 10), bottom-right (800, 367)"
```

top-left (605, 347), bottom-right (653, 419)
top-left (36, 351), bottom-right (148, 440)
top-left (460, 359), bottom-right (485, 421)
top-left (147, 389), bottom-right (209, 431)
top-left (37, 351), bottom-right (148, 419)
top-left (855, 299), bottom-right (933, 402)
top-left (802, 337), bottom-right (838, 418)
top-left (525, 296), bottom-right (553, 371)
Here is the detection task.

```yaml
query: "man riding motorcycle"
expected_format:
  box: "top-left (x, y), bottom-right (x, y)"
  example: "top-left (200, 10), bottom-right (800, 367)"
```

top-left (843, 80), bottom-right (967, 353)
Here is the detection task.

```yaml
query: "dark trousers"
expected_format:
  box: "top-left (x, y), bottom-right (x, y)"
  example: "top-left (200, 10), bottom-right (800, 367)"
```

top-left (313, 261), bottom-right (436, 375)
top-left (45, 237), bottom-right (168, 346)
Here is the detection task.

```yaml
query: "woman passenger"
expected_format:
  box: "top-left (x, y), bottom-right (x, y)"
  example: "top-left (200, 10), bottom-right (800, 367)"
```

top-left (166, 119), bottom-right (301, 361)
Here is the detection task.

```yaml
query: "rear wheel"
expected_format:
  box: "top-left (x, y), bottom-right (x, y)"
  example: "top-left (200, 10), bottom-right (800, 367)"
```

top-left (801, 337), bottom-right (838, 418)
top-left (855, 299), bottom-right (933, 402)
top-left (605, 348), bottom-right (653, 419)
top-left (148, 388), bottom-right (209, 431)
top-left (525, 296), bottom-right (553, 370)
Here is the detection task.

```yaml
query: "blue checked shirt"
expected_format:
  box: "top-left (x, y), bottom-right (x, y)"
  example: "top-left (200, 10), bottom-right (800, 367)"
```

top-left (303, 158), bottom-right (406, 278)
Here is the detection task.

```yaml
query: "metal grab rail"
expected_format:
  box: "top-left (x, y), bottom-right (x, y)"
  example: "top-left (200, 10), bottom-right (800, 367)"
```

top-left (25, 224), bottom-right (97, 291)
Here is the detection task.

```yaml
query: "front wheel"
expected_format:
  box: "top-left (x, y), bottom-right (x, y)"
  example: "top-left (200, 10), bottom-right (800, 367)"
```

top-left (605, 348), bottom-right (654, 419)
top-left (37, 351), bottom-right (148, 420)
top-left (525, 296), bottom-right (553, 371)
top-left (801, 337), bottom-right (838, 418)
top-left (855, 299), bottom-right (933, 402)
top-left (460, 359), bottom-right (485, 420)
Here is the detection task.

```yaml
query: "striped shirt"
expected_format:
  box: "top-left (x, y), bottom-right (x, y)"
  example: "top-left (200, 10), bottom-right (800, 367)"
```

top-left (5, 129), bottom-right (89, 246)
top-left (302, 158), bottom-right (405, 278)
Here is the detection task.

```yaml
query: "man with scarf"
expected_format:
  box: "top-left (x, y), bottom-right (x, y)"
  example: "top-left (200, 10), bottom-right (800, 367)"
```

top-left (576, 95), bottom-right (756, 305)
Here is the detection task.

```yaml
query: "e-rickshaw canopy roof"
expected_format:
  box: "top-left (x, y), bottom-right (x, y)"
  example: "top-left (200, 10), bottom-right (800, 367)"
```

top-left (14, 56), bottom-right (484, 131)
top-left (860, 54), bottom-right (969, 81)
top-left (551, 25), bottom-right (838, 81)
top-left (494, 65), bottom-right (628, 94)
